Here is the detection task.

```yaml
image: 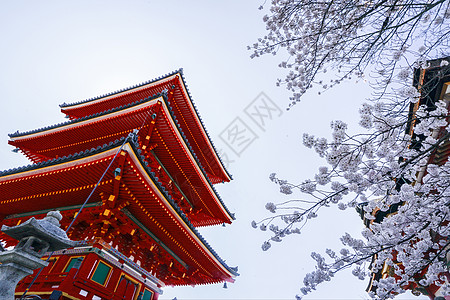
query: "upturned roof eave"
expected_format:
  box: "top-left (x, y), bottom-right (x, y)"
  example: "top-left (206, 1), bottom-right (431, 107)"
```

top-left (8, 94), bottom-right (235, 224)
top-left (0, 140), bottom-right (238, 280)
top-left (58, 70), bottom-right (232, 183)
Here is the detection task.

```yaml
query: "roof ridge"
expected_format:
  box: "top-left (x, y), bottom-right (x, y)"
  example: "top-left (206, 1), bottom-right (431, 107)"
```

top-left (0, 137), bottom-right (127, 177)
top-left (59, 69), bottom-right (182, 108)
top-left (9, 93), bottom-right (166, 138)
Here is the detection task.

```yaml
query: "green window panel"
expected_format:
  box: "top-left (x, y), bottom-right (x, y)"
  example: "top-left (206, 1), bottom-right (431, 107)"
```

top-left (142, 289), bottom-right (153, 300)
top-left (91, 261), bottom-right (111, 285)
top-left (64, 256), bottom-right (84, 272)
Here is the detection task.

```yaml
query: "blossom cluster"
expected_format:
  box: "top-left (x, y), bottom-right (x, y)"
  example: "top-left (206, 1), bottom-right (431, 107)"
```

top-left (254, 88), bottom-right (450, 298)
top-left (251, 0), bottom-right (450, 107)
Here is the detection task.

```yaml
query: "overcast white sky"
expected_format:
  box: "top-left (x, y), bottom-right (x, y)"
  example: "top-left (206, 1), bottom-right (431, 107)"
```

top-left (0, 1), bottom-right (425, 299)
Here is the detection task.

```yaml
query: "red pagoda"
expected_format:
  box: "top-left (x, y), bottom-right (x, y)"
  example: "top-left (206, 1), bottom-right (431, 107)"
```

top-left (0, 70), bottom-right (237, 300)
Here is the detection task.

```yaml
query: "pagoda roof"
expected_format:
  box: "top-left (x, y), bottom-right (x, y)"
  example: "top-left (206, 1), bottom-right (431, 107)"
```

top-left (0, 139), bottom-right (237, 285)
top-left (8, 94), bottom-right (234, 226)
top-left (57, 70), bottom-right (231, 183)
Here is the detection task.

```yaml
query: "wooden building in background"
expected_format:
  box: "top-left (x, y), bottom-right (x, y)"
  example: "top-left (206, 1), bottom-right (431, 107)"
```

top-left (358, 58), bottom-right (450, 299)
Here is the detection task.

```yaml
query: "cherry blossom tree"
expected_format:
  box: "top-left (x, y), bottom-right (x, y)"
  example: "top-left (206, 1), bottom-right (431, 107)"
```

top-left (251, 1), bottom-right (450, 299)
top-left (251, 0), bottom-right (450, 107)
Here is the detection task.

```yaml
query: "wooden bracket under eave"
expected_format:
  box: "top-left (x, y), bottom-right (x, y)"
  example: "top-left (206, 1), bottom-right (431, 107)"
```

top-left (141, 101), bottom-right (162, 151)
top-left (107, 150), bottom-right (128, 209)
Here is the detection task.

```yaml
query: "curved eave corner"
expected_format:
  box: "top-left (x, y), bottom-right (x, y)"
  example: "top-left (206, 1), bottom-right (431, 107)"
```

top-left (161, 95), bottom-right (235, 224)
top-left (0, 137), bottom-right (128, 179)
top-left (175, 70), bottom-right (233, 183)
top-left (126, 140), bottom-right (239, 280)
